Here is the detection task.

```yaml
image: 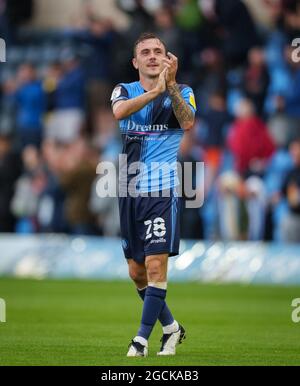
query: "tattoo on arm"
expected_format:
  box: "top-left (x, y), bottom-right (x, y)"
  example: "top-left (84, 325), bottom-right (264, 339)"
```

top-left (168, 84), bottom-right (194, 128)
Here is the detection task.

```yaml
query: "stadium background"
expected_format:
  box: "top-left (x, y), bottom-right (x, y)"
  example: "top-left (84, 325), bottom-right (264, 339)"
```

top-left (0, 0), bottom-right (300, 366)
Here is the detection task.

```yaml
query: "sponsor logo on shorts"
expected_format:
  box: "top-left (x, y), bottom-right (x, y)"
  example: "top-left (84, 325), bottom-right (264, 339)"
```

top-left (150, 238), bottom-right (166, 244)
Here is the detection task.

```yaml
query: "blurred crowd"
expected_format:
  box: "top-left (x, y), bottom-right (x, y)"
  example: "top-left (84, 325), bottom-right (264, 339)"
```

top-left (0, 0), bottom-right (300, 242)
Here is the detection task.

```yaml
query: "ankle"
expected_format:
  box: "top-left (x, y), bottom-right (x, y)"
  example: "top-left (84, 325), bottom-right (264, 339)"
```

top-left (163, 320), bottom-right (179, 334)
top-left (134, 336), bottom-right (148, 347)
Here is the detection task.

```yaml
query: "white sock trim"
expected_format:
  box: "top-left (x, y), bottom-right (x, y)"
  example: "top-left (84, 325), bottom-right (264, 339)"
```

top-left (148, 282), bottom-right (168, 290)
top-left (134, 336), bottom-right (148, 347)
top-left (163, 320), bottom-right (179, 334)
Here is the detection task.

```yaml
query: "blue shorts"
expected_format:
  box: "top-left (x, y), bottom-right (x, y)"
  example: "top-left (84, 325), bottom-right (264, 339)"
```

top-left (118, 189), bottom-right (181, 263)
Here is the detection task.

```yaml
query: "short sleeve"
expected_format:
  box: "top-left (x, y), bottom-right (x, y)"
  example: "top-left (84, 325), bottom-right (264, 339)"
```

top-left (180, 86), bottom-right (197, 115)
top-left (111, 84), bottom-right (129, 106)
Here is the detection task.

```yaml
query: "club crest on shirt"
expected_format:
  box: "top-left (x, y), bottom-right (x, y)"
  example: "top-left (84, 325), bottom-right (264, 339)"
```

top-left (163, 97), bottom-right (172, 108)
top-left (111, 86), bottom-right (122, 101)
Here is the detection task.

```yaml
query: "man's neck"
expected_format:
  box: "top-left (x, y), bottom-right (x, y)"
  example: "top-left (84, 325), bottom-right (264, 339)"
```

top-left (139, 76), bottom-right (158, 92)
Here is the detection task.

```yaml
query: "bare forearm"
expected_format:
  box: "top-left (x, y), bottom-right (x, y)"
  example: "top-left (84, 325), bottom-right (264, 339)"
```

top-left (113, 89), bottom-right (159, 120)
top-left (168, 83), bottom-right (194, 130)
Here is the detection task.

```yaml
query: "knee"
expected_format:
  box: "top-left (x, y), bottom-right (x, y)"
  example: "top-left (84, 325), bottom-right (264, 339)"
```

top-left (146, 259), bottom-right (165, 283)
top-left (128, 266), bottom-right (147, 286)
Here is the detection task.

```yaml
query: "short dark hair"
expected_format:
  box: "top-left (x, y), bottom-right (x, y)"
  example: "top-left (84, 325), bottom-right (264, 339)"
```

top-left (133, 32), bottom-right (167, 57)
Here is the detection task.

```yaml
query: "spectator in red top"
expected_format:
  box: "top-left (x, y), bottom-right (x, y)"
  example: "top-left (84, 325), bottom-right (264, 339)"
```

top-left (227, 98), bottom-right (275, 177)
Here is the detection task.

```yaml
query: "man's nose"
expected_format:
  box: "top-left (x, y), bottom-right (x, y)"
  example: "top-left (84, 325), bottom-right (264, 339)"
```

top-left (149, 51), bottom-right (157, 60)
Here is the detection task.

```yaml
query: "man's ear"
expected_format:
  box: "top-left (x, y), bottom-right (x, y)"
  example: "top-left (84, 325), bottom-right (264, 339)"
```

top-left (132, 58), bottom-right (138, 70)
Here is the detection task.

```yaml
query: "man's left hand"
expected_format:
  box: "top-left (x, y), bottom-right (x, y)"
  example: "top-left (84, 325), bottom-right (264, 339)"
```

top-left (163, 52), bottom-right (178, 86)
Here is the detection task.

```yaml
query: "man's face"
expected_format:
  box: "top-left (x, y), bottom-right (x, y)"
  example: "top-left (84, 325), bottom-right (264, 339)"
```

top-left (133, 38), bottom-right (167, 78)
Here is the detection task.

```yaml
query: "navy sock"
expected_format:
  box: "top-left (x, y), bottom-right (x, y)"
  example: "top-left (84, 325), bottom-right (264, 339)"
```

top-left (137, 286), bottom-right (167, 340)
top-left (137, 287), bottom-right (147, 301)
top-left (137, 287), bottom-right (174, 327)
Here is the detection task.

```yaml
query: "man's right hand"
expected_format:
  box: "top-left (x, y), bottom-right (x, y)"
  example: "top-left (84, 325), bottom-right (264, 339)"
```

top-left (154, 67), bottom-right (168, 96)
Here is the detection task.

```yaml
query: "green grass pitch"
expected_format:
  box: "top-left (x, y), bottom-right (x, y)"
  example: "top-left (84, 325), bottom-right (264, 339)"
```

top-left (0, 278), bottom-right (300, 366)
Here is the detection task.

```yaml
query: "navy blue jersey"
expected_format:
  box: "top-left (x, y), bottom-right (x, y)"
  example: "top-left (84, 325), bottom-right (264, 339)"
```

top-left (111, 81), bottom-right (196, 193)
